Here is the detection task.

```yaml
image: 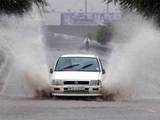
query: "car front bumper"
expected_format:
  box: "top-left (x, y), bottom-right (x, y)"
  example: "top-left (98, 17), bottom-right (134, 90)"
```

top-left (49, 85), bottom-right (102, 97)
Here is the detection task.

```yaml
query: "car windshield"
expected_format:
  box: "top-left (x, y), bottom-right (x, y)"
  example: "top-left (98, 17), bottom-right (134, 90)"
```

top-left (55, 57), bottom-right (100, 72)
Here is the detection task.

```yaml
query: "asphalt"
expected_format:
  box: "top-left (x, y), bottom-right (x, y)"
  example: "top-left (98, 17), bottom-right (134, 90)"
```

top-left (0, 96), bottom-right (160, 120)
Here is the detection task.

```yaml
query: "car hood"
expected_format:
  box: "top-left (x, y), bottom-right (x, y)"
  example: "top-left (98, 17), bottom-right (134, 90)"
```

top-left (51, 71), bottom-right (101, 81)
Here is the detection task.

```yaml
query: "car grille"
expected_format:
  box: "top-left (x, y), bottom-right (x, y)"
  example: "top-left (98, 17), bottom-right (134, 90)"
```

top-left (63, 81), bottom-right (89, 85)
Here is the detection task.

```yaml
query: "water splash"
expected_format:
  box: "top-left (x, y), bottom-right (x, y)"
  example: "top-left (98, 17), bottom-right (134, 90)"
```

top-left (102, 13), bottom-right (160, 100)
top-left (0, 10), bottom-right (49, 98)
top-left (1, 6), bottom-right (160, 101)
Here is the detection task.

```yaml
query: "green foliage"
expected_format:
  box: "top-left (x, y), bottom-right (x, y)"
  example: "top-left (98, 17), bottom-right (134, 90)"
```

top-left (87, 25), bottom-right (112, 44)
top-left (96, 26), bottom-right (108, 44)
top-left (0, 0), bottom-right (47, 15)
top-left (104, 0), bottom-right (160, 24)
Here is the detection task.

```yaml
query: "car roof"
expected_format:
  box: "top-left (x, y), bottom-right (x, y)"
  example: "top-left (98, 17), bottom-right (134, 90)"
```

top-left (61, 54), bottom-right (98, 58)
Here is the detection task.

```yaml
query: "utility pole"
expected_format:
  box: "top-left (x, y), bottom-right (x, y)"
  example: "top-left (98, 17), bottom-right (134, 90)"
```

top-left (106, 2), bottom-right (109, 14)
top-left (85, 0), bottom-right (88, 19)
top-left (85, 0), bottom-right (88, 17)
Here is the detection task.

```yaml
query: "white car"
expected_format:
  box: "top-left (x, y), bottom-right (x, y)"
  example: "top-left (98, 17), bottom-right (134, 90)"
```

top-left (48, 54), bottom-right (106, 97)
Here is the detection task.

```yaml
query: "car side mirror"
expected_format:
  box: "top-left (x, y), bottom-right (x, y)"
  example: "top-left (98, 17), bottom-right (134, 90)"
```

top-left (102, 69), bottom-right (106, 74)
top-left (49, 68), bottom-right (53, 74)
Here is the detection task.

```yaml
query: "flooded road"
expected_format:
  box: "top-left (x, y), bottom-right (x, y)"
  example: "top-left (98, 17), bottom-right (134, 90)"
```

top-left (0, 96), bottom-right (160, 120)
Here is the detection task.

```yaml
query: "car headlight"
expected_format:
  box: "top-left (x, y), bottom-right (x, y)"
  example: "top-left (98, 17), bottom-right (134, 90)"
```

top-left (52, 80), bottom-right (63, 85)
top-left (90, 80), bottom-right (101, 86)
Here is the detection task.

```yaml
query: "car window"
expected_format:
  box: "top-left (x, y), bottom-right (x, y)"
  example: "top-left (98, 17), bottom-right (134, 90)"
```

top-left (55, 57), bottom-right (100, 72)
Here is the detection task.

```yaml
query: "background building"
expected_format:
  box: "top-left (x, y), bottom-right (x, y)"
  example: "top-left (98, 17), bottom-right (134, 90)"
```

top-left (60, 12), bottom-right (122, 25)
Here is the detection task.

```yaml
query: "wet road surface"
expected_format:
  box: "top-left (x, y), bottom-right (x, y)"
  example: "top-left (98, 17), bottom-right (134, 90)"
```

top-left (0, 96), bottom-right (160, 120)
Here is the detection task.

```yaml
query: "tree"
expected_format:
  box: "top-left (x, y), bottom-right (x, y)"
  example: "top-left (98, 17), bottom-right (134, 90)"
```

top-left (87, 25), bottom-right (112, 44)
top-left (104, 0), bottom-right (160, 24)
top-left (0, 0), bottom-right (47, 15)
top-left (96, 25), bottom-right (112, 44)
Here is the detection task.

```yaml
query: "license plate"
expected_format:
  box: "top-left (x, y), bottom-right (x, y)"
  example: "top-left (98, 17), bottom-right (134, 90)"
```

top-left (68, 87), bottom-right (85, 91)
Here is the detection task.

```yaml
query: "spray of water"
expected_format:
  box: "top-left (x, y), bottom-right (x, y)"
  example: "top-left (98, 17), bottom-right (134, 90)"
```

top-left (0, 9), bottom-right (50, 98)
top-left (102, 13), bottom-right (160, 101)
top-left (1, 4), bottom-right (160, 101)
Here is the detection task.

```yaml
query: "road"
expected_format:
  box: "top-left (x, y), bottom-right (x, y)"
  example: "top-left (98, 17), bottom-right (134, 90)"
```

top-left (0, 96), bottom-right (160, 120)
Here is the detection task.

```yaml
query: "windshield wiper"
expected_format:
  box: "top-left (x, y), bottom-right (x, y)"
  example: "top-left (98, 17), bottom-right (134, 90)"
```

top-left (60, 64), bottom-right (79, 70)
top-left (79, 63), bottom-right (93, 70)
